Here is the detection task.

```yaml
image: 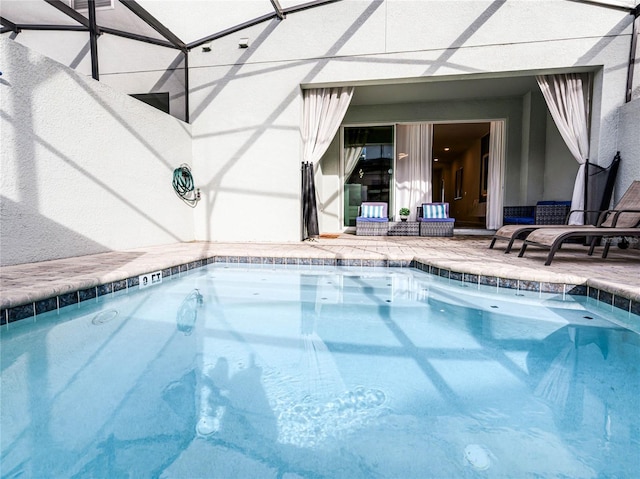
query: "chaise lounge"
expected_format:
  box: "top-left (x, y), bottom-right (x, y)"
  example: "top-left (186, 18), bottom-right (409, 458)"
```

top-left (518, 221), bottom-right (640, 265)
top-left (490, 181), bottom-right (640, 253)
top-left (517, 184), bottom-right (640, 265)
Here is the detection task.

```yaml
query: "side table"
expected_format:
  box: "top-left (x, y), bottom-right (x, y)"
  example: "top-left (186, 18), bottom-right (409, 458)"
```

top-left (387, 221), bottom-right (419, 236)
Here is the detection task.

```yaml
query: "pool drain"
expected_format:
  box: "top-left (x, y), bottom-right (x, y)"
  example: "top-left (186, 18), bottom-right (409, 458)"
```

top-left (464, 444), bottom-right (492, 470)
top-left (92, 309), bottom-right (118, 325)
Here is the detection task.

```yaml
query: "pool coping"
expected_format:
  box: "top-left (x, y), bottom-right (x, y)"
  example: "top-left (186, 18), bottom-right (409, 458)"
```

top-left (2, 254), bottom-right (638, 324)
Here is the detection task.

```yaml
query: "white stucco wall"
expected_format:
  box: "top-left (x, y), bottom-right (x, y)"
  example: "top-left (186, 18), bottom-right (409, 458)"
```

top-left (616, 97), bottom-right (640, 204)
top-left (0, 38), bottom-right (194, 266)
top-left (187, 0), bottom-right (635, 241)
top-left (2, 1), bottom-right (637, 246)
top-left (6, 5), bottom-right (188, 122)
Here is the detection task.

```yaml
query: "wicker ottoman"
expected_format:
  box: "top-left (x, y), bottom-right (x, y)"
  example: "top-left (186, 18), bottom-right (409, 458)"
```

top-left (535, 202), bottom-right (571, 224)
top-left (387, 221), bottom-right (419, 236)
top-left (356, 219), bottom-right (389, 236)
top-left (419, 219), bottom-right (455, 237)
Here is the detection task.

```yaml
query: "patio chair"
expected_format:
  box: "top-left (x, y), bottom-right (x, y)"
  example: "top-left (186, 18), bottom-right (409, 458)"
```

top-left (417, 202), bottom-right (455, 237)
top-left (517, 182), bottom-right (640, 265)
top-left (517, 221), bottom-right (640, 265)
top-left (490, 181), bottom-right (640, 253)
top-left (356, 202), bottom-right (389, 236)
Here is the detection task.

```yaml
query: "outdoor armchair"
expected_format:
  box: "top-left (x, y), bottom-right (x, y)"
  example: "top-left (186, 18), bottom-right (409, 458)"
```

top-left (356, 202), bottom-right (389, 236)
top-left (417, 202), bottom-right (455, 237)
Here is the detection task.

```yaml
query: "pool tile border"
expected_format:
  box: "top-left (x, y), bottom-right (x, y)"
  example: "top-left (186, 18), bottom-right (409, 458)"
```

top-left (1, 255), bottom-right (638, 325)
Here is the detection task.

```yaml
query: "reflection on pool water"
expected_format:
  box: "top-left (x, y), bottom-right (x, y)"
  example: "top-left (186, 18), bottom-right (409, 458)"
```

top-left (1, 264), bottom-right (639, 478)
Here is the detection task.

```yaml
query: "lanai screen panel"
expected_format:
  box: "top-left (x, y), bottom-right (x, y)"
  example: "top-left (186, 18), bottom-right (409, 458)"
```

top-left (1, 1), bottom-right (83, 27)
top-left (1, 0), bottom-right (344, 45)
top-left (93, 2), bottom-right (170, 44)
top-left (137, 1), bottom-right (279, 44)
top-left (2, 0), bottom-right (638, 42)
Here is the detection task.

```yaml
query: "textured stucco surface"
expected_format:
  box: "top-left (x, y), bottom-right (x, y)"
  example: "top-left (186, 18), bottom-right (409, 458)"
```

top-left (187, 0), bottom-right (636, 241)
top-left (616, 98), bottom-right (640, 205)
top-left (2, 1), bottom-right (639, 248)
top-left (0, 38), bottom-right (195, 266)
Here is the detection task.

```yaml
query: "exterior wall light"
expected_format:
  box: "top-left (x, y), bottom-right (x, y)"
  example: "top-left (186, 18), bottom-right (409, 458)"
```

top-left (238, 38), bottom-right (249, 48)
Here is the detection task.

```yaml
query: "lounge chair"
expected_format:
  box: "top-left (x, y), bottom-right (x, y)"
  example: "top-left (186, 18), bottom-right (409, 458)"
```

top-left (490, 180), bottom-right (640, 253)
top-left (517, 190), bottom-right (640, 265)
top-left (489, 213), bottom-right (596, 253)
top-left (356, 202), bottom-right (389, 236)
top-left (517, 221), bottom-right (640, 265)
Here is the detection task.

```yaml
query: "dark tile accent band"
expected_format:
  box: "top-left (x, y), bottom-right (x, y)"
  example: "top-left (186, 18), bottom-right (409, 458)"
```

top-left (79, 287), bottom-right (97, 303)
top-left (8, 304), bottom-right (35, 322)
top-left (599, 290), bottom-right (614, 306)
top-left (614, 295), bottom-right (631, 312)
top-left (567, 285), bottom-right (587, 296)
top-left (463, 273), bottom-right (479, 285)
top-left (1, 255), bottom-right (638, 325)
top-left (35, 297), bottom-right (57, 315)
top-left (113, 279), bottom-right (128, 293)
top-left (519, 280), bottom-right (540, 292)
top-left (59, 291), bottom-right (78, 308)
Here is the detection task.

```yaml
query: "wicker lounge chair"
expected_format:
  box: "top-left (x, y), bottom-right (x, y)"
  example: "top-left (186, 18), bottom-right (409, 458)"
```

top-left (417, 203), bottom-right (455, 237)
top-left (356, 202), bottom-right (389, 236)
top-left (490, 181), bottom-right (640, 253)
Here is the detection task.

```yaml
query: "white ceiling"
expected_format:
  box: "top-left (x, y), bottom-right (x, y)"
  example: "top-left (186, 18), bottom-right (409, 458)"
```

top-left (351, 75), bottom-right (542, 106)
top-left (432, 122), bottom-right (491, 164)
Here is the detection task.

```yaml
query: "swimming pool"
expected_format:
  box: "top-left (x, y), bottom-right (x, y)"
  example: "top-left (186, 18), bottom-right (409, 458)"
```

top-left (1, 264), bottom-right (638, 478)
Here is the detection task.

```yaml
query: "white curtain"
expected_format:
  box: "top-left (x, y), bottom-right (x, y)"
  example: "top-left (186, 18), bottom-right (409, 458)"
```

top-left (395, 124), bottom-right (433, 221)
top-left (344, 146), bottom-right (365, 182)
top-left (486, 120), bottom-right (505, 229)
top-left (536, 73), bottom-right (591, 225)
top-left (302, 87), bottom-right (354, 165)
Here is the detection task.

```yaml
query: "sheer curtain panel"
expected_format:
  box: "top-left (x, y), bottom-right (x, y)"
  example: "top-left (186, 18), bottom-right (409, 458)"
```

top-left (537, 73), bottom-right (591, 224)
top-left (487, 121), bottom-right (505, 229)
top-left (395, 124), bottom-right (433, 220)
top-left (302, 87), bottom-right (354, 165)
top-left (301, 87), bottom-right (354, 239)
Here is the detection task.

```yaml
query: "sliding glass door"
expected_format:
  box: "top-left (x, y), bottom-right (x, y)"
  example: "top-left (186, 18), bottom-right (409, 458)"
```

top-left (341, 121), bottom-right (504, 229)
top-left (342, 126), bottom-right (394, 227)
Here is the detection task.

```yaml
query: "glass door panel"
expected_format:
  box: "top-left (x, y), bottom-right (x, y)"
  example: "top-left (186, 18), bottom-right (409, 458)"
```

top-left (343, 126), bottom-right (394, 227)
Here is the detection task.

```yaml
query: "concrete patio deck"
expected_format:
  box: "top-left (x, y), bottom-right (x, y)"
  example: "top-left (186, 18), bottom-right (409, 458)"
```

top-left (1, 234), bottom-right (639, 323)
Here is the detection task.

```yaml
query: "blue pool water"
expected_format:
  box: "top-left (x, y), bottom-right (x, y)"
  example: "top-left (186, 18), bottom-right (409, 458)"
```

top-left (1, 264), bottom-right (639, 478)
